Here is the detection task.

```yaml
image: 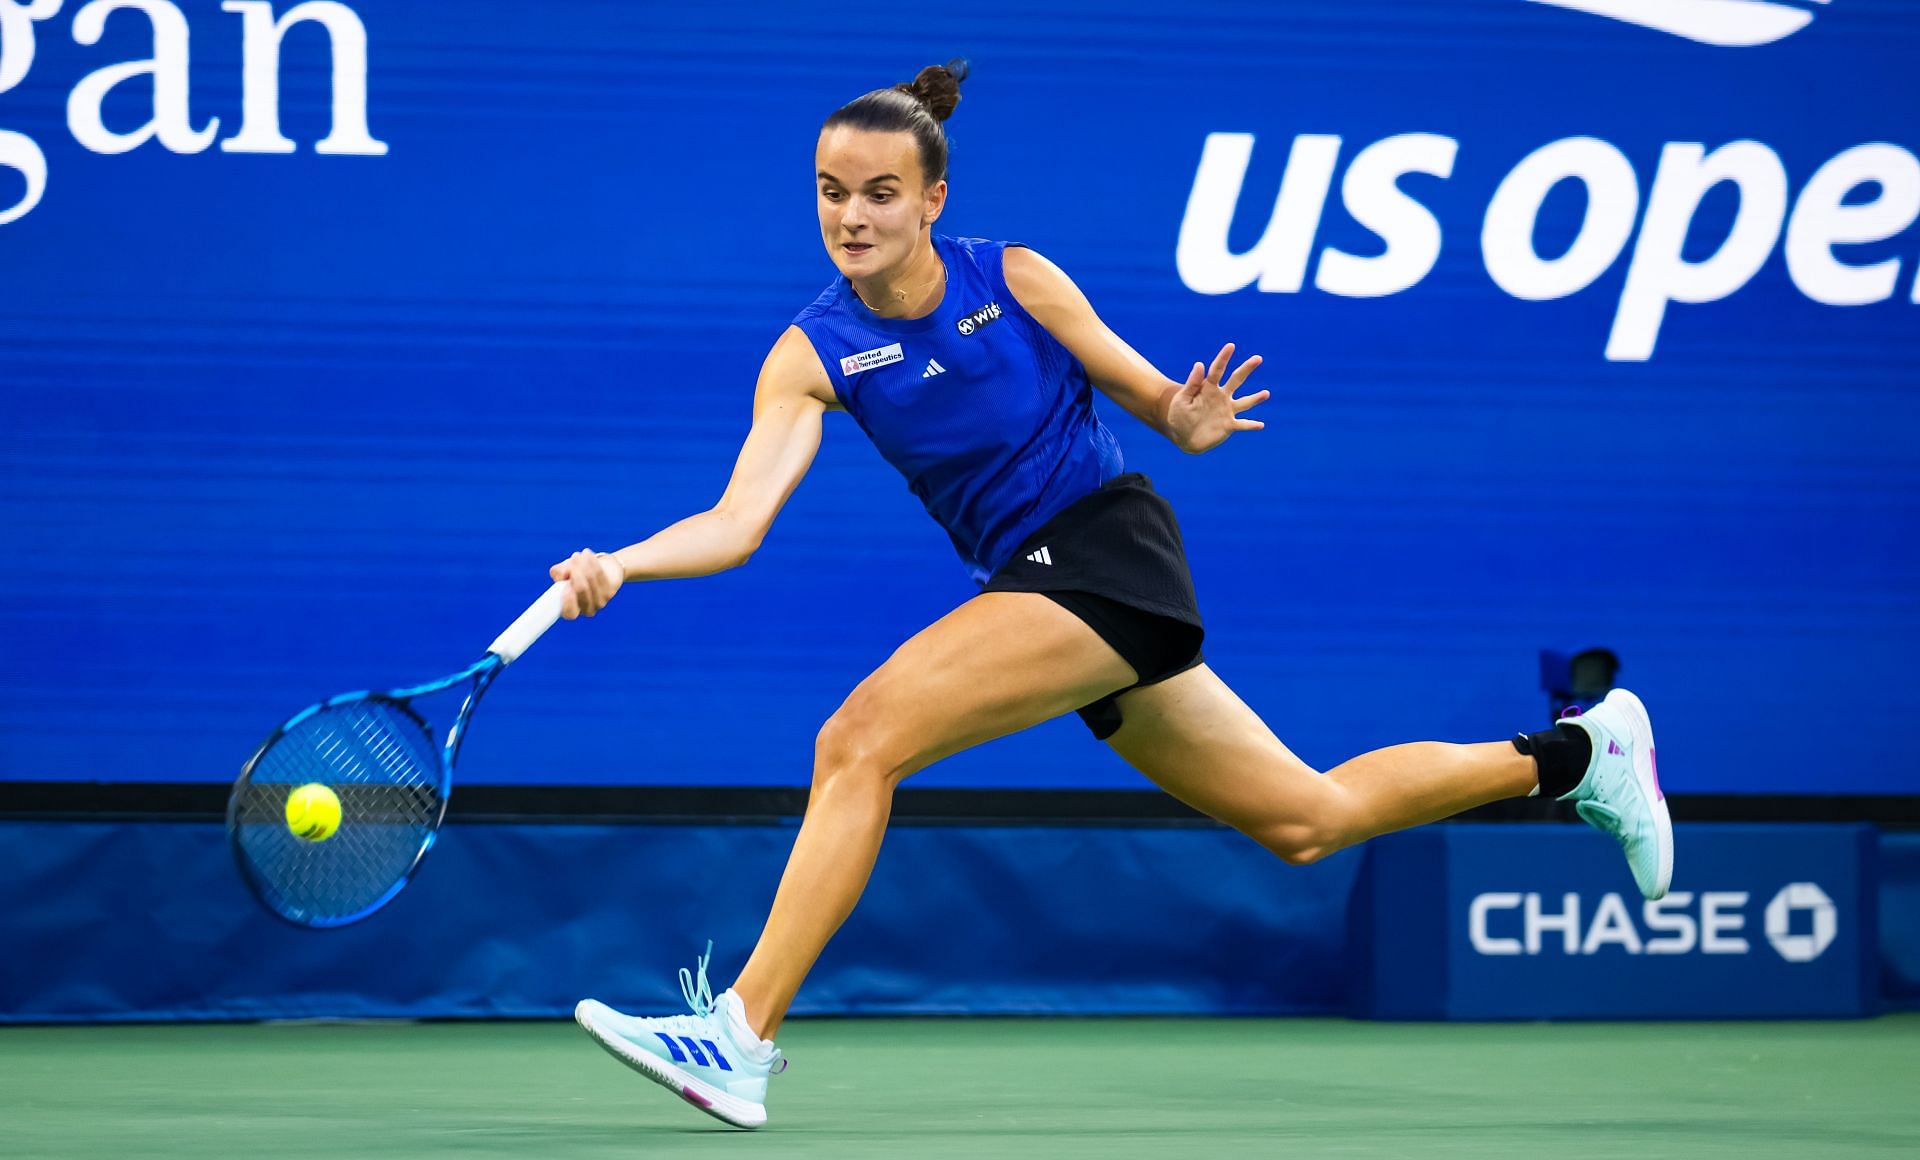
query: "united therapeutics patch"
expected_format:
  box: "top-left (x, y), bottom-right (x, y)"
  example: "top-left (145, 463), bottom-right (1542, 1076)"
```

top-left (956, 302), bottom-right (1003, 336)
top-left (840, 343), bottom-right (904, 376)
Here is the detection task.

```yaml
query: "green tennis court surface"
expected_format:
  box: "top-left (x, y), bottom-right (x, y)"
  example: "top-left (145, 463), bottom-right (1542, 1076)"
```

top-left (5, 1017), bottom-right (1916, 1158)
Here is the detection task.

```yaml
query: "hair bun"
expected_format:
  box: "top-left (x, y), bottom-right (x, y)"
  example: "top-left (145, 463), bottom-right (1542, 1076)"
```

top-left (895, 58), bottom-right (968, 123)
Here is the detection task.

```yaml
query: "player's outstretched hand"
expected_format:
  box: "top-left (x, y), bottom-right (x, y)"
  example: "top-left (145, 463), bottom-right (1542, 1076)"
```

top-left (1167, 342), bottom-right (1267, 454)
top-left (550, 549), bottom-right (625, 620)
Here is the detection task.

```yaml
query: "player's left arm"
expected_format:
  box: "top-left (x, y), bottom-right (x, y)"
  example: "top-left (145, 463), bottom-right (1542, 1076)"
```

top-left (1001, 246), bottom-right (1268, 454)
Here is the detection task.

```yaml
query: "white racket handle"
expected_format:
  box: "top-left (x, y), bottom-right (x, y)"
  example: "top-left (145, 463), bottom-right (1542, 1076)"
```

top-left (487, 580), bottom-right (568, 664)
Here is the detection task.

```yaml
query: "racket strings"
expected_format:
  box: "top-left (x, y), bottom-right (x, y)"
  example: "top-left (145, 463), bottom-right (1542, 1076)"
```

top-left (234, 698), bottom-right (446, 926)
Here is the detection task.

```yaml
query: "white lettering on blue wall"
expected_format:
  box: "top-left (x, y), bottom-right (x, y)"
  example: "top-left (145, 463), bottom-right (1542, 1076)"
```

top-left (1179, 129), bottom-right (1920, 362)
top-left (0, 0), bottom-right (383, 226)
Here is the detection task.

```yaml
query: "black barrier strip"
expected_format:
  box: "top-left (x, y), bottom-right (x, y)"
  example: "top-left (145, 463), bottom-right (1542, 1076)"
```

top-left (0, 782), bottom-right (1212, 826)
top-left (2, 782), bottom-right (1919, 827)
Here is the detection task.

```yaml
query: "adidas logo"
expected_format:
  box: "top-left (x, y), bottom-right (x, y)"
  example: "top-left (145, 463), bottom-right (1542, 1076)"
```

top-left (650, 1033), bottom-right (734, 1072)
top-left (1608, 739), bottom-right (1628, 756)
top-left (1525, 0), bottom-right (1827, 48)
top-left (922, 359), bottom-right (946, 379)
top-left (1024, 546), bottom-right (1053, 566)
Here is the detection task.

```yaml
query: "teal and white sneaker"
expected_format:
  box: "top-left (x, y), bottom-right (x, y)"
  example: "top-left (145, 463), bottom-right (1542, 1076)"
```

top-left (574, 944), bottom-right (785, 1129)
top-left (1557, 689), bottom-right (1673, 900)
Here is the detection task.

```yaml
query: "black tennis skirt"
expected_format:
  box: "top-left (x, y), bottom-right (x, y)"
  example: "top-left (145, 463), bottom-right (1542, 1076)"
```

top-left (980, 473), bottom-right (1205, 739)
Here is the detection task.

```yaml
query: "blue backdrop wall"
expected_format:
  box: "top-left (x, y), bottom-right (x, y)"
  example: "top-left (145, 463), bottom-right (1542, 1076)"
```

top-left (4, 821), bottom-right (1915, 1021)
top-left (3, 1), bottom-right (1917, 793)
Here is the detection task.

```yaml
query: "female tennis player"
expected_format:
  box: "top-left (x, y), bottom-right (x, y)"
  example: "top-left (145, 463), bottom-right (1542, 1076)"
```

top-left (563, 61), bottom-right (1670, 1128)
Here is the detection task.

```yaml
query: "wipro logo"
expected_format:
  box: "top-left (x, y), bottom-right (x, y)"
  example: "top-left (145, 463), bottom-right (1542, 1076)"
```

top-left (955, 301), bottom-right (1003, 336)
top-left (1527, 0), bottom-right (1829, 47)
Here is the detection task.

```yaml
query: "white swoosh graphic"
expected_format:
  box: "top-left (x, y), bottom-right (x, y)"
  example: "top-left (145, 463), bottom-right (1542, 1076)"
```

top-left (1526, 0), bottom-right (1823, 47)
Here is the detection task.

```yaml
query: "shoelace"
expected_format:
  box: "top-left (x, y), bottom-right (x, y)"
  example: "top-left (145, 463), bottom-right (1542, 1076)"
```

top-left (675, 938), bottom-right (789, 1074)
top-left (679, 939), bottom-right (715, 1018)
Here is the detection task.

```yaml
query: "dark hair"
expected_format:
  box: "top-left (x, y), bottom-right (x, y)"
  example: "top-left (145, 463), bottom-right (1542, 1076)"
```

top-left (821, 59), bottom-right (970, 185)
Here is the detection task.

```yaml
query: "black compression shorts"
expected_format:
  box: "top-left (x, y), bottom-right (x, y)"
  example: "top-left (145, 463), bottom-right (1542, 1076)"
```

top-left (980, 473), bottom-right (1206, 740)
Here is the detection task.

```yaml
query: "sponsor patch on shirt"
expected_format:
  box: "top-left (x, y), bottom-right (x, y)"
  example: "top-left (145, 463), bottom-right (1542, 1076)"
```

top-left (840, 343), bottom-right (904, 376)
top-left (957, 302), bottom-right (1003, 336)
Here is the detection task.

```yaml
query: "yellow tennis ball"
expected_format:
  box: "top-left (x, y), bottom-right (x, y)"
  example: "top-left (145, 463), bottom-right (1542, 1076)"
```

top-left (285, 783), bottom-right (342, 842)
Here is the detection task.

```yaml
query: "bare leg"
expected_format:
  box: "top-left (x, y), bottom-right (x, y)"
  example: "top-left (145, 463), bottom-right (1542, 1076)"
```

top-left (730, 592), bottom-right (1136, 1039)
top-left (1106, 664), bottom-right (1536, 864)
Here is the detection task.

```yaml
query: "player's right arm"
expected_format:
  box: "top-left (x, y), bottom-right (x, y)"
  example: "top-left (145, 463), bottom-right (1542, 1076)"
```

top-left (551, 326), bottom-right (837, 619)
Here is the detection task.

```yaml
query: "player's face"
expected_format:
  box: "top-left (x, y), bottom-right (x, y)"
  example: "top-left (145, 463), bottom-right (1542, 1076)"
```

top-left (815, 126), bottom-right (946, 281)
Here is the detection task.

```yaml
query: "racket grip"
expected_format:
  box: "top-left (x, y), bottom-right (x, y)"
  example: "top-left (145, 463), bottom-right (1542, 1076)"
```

top-left (487, 580), bottom-right (568, 664)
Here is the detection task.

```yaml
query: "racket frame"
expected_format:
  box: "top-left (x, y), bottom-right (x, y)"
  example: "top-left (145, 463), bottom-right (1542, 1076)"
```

top-left (228, 580), bottom-right (564, 928)
top-left (228, 654), bottom-right (502, 929)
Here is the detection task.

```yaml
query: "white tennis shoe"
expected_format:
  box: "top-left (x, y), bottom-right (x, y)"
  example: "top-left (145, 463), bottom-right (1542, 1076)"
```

top-left (574, 944), bottom-right (784, 1129)
top-left (1555, 688), bottom-right (1674, 900)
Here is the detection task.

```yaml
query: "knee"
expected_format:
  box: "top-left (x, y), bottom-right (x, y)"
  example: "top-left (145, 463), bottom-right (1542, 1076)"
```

top-left (1250, 796), bottom-right (1358, 867)
top-left (1268, 836), bottom-right (1337, 867)
top-left (812, 699), bottom-right (907, 793)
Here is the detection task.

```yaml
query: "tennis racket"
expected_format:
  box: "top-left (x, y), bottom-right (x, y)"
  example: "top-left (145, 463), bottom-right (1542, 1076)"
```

top-left (228, 581), bottom-right (568, 928)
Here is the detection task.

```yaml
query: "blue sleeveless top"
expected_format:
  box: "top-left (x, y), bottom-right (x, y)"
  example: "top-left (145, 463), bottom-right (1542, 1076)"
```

top-left (793, 235), bottom-right (1124, 583)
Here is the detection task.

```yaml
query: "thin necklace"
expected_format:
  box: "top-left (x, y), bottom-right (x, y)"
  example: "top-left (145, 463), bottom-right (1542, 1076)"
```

top-left (858, 256), bottom-right (946, 316)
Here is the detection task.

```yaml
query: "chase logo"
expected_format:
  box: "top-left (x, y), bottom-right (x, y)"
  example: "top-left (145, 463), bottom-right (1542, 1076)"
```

top-left (1765, 881), bottom-right (1837, 962)
top-left (1468, 883), bottom-right (1840, 962)
top-left (956, 302), bottom-right (1003, 336)
top-left (1526, 0), bottom-right (1829, 47)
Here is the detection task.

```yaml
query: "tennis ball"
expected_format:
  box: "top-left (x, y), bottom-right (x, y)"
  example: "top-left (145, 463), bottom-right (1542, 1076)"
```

top-left (285, 783), bottom-right (343, 842)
